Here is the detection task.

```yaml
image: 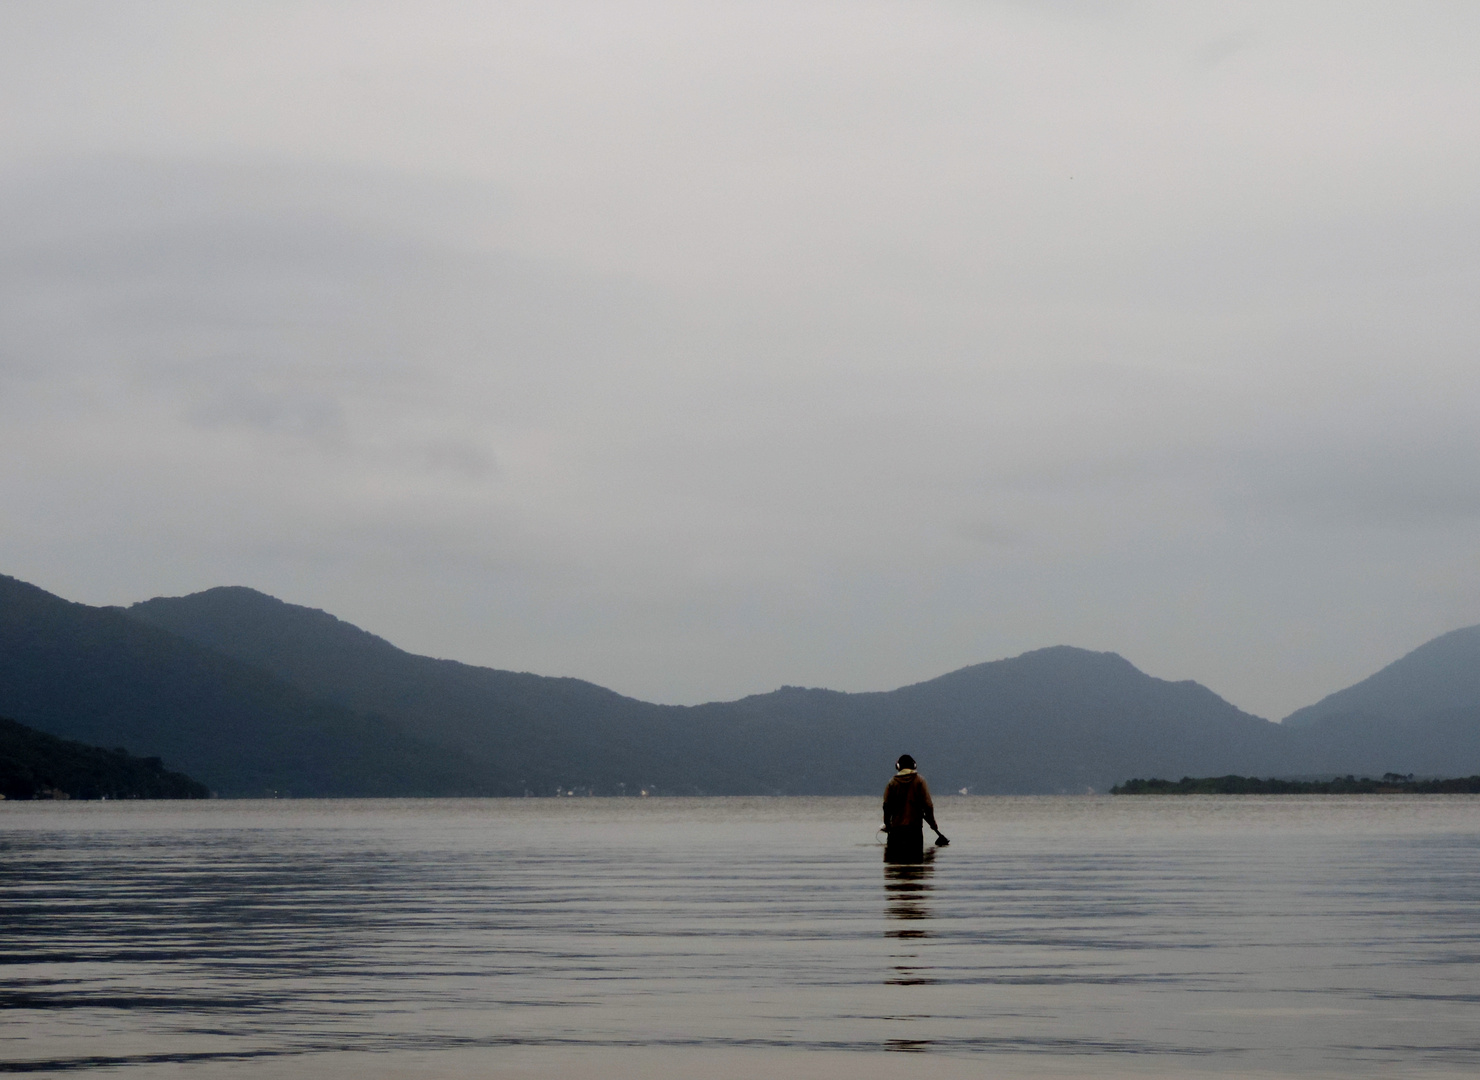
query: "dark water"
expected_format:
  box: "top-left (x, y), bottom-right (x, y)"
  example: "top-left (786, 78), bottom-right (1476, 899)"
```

top-left (4, 796), bottom-right (1480, 1079)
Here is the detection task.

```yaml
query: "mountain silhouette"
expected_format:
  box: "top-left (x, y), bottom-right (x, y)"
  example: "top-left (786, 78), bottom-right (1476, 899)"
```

top-left (1284, 625), bottom-right (1480, 727)
top-left (6, 572), bottom-right (1477, 795)
top-left (128, 585), bottom-right (1290, 794)
top-left (128, 585), bottom-right (729, 794)
top-left (0, 575), bottom-right (499, 796)
top-left (1280, 625), bottom-right (1480, 776)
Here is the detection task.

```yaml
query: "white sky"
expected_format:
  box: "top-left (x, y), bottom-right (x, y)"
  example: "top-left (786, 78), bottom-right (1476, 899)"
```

top-left (3, 1), bottom-right (1479, 719)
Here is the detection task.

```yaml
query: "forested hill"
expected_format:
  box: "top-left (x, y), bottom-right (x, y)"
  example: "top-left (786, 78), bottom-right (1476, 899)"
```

top-left (0, 716), bottom-right (209, 800)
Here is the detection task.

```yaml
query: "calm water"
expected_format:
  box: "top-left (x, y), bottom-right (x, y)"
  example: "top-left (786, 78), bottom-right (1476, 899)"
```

top-left (4, 796), bottom-right (1480, 1079)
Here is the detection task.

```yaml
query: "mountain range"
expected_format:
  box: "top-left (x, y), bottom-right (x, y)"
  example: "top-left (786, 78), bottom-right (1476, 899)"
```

top-left (2, 572), bottom-right (1477, 796)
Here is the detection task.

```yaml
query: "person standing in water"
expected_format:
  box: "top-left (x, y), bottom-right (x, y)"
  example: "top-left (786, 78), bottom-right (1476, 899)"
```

top-left (882, 754), bottom-right (948, 862)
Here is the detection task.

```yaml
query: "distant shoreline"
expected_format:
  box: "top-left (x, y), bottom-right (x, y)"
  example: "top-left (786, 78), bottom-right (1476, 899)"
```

top-left (1113, 774), bottom-right (1480, 795)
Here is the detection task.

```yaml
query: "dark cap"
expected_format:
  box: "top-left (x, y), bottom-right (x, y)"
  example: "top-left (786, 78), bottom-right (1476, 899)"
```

top-left (896, 754), bottom-right (916, 770)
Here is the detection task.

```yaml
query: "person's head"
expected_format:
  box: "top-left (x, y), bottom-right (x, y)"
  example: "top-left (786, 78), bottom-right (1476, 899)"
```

top-left (896, 754), bottom-right (916, 771)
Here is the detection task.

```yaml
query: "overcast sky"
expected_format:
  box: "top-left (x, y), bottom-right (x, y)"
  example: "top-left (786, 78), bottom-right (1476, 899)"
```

top-left (3, 1), bottom-right (1479, 719)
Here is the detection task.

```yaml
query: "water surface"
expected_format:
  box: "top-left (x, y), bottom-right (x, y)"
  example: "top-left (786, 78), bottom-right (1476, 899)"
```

top-left (4, 796), bottom-right (1480, 1078)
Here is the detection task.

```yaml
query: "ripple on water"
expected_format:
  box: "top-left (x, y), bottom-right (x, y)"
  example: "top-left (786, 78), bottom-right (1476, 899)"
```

top-left (3, 795), bottom-right (1480, 1078)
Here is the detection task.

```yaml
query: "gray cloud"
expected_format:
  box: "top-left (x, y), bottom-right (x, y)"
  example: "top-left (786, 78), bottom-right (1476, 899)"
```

top-left (2, 2), bottom-right (1479, 720)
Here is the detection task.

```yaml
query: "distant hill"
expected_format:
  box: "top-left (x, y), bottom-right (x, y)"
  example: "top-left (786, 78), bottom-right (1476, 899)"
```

top-left (128, 585), bottom-right (1290, 794)
top-left (1284, 626), bottom-right (1480, 727)
top-left (1278, 625), bottom-right (1480, 777)
top-left (127, 586), bottom-right (730, 795)
top-left (705, 646), bottom-right (1292, 793)
top-left (0, 575), bottom-right (500, 797)
top-left (0, 715), bottom-right (208, 800)
top-left (12, 572), bottom-right (1475, 796)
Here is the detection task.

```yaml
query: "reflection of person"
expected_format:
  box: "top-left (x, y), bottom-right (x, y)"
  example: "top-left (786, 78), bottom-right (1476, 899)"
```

top-left (884, 855), bottom-right (935, 991)
top-left (884, 857), bottom-right (935, 928)
top-left (882, 754), bottom-right (948, 862)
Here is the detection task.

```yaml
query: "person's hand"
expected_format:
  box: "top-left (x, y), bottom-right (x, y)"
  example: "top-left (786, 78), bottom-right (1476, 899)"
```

top-left (934, 833), bottom-right (950, 846)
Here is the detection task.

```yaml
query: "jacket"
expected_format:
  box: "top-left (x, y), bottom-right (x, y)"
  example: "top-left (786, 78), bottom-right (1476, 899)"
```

top-left (882, 769), bottom-right (936, 832)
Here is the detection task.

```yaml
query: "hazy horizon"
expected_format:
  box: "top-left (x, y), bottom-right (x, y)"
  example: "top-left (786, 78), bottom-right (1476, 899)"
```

top-left (4, 2), bottom-right (1479, 719)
